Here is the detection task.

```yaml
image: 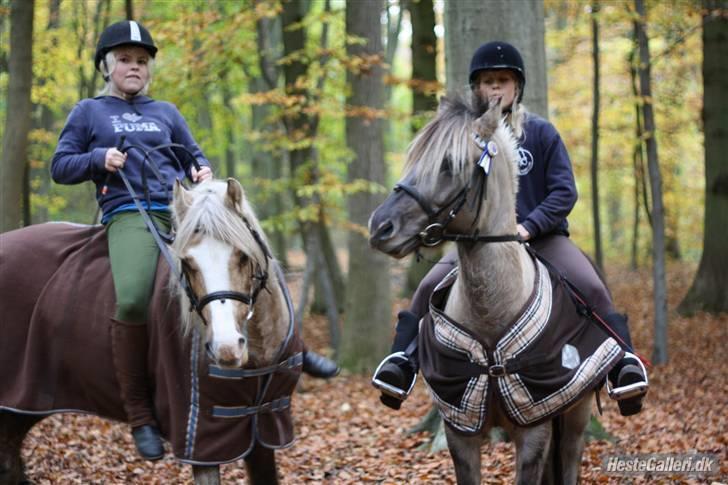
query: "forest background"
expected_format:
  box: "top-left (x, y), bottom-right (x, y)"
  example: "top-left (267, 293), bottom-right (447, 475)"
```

top-left (2, 0), bottom-right (727, 483)
top-left (0, 0), bottom-right (724, 367)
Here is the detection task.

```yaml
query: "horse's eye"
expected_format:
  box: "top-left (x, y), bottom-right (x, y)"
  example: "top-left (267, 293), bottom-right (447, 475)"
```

top-left (239, 253), bottom-right (249, 266)
top-left (180, 257), bottom-right (194, 272)
top-left (441, 156), bottom-right (453, 174)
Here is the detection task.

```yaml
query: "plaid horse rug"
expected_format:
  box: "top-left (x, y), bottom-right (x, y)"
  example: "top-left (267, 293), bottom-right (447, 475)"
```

top-left (0, 222), bottom-right (303, 464)
top-left (418, 256), bottom-right (623, 434)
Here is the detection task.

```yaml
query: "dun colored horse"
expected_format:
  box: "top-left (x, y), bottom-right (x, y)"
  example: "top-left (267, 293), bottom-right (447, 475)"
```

top-left (369, 97), bottom-right (621, 484)
top-left (0, 179), bottom-right (301, 485)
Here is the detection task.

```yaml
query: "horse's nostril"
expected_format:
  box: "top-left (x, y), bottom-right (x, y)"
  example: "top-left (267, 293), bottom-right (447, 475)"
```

top-left (373, 220), bottom-right (394, 241)
top-left (238, 337), bottom-right (246, 346)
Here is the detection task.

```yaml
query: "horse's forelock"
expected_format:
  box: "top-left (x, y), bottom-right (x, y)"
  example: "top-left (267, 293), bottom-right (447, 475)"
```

top-left (405, 95), bottom-right (477, 191)
top-left (171, 181), bottom-right (272, 334)
top-left (174, 181), bottom-right (265, 266)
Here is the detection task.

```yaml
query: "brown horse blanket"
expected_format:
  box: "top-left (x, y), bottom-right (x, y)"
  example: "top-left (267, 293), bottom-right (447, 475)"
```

top-left (0, 222), bottom-right (303, 464)
top-left (418, 256), bottom-right (623, 434)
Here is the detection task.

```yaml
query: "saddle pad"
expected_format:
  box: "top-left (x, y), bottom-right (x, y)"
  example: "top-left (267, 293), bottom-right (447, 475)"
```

top-left (419, 257), bottom-right (623, 434)
top-left (0, 222), bottom-right (303, 464)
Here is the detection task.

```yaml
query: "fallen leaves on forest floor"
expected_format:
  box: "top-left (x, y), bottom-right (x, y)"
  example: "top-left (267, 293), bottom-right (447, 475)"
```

top-left (21, 262), bottom-right (727, 484)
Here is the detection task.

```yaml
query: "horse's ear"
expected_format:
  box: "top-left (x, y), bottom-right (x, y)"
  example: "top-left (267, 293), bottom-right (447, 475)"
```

top-left (173, 179), bottom-right (193, 220)
top-left (225, 178), bottom-right (245, 215)
top-left (475, 97), bottom-right (503, 138)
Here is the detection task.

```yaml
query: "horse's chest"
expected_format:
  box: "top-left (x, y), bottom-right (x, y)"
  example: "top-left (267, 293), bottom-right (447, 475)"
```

top-left (418, 261), bottom-right (623, 435)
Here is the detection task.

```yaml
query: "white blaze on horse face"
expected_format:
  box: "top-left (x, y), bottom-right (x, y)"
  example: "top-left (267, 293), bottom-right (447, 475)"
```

top-left (187, 238), bottom-right (247, 367)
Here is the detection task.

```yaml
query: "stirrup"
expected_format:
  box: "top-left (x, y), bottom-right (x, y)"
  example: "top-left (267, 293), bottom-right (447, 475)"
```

top-left (371, 352), bottom-right (417, 401)
top-left (607, 352), bottom-right (649, 401)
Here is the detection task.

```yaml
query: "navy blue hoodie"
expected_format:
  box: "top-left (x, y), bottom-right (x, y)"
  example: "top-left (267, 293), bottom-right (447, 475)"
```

top-left (515, 113), bottom-right (577, 238)
top-left (51, 95), bottom-right (209, 218)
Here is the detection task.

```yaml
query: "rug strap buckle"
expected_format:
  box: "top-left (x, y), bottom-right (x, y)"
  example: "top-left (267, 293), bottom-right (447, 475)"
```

top-left (488, 364), bottom-right (506, 377)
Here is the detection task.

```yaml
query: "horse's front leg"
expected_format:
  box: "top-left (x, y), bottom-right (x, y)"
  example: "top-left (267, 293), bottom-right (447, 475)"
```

top-left (444, 426), bottom-right (484, 485)
top-left (555, 395), bottom-right (592, 484)
top-left (512, 421), bottom-right (552, 485)
top-left (244, 444), bottom-right (278, 485)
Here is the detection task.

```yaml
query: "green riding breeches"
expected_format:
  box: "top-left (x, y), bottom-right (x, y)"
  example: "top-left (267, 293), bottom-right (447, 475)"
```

top-left (107, 211), bottom-right (171, 324)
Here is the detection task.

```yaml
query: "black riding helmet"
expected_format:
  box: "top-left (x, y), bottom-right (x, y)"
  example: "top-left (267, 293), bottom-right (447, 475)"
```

top-left (94, 20), bottom-right (157, 73)
top-left (468, 41), bottom-right (525, 103)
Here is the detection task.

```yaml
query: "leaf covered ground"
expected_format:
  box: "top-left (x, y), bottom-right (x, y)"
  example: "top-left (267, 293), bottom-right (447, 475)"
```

top-left (20, 263), bottom-right (727, 484)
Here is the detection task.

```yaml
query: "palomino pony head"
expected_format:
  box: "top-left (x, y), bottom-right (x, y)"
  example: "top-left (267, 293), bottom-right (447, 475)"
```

top-left (171, 178), bottom-right (273, 368)
top-left (369, 94), bottom-right (520, 257)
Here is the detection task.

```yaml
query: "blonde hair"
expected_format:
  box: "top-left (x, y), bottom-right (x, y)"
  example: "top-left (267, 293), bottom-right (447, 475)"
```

top-left (98, 49), bottom-right (154, 96)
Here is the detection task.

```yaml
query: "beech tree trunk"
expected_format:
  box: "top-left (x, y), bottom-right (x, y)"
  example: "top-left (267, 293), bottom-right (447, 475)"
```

top-left (590, 2), bottom-right (604, 271)
top-left (635, 0), bottom-right (669, 364)
top-left (404, 0), bottom-right (441, 294)
top-left (341, 0), bottom-right (392, 371)
top-left (677, 0), bottom-right (728, 315)
top-left (281, 0), bottom-right (344, 349)
top-left (444, 0), bottom-right (548, 117)
top-left (1, 0), bottom-right (34, 233)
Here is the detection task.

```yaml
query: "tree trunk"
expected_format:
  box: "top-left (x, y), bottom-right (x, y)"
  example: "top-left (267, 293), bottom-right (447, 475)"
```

top-left (590, 2), bottom-right (603, 271)
top-left (677, 0), bottom-right (728, 315)
top-left (30, 0), bottom-right (61, 225)
top-left (281, 0), bottom-right (343, 345)
top-left (0, 0), bottom-right (33, 233)
top-left (444, 0), bottom-right (548, 117)
top-left (635, 0), bottom-right (669, 365)
top-left (404, 0), bottom-right (442, 294)
top-left (341, 0), bottom-right (392, 372)
top-left (250, 8), bottom-right (288, 265)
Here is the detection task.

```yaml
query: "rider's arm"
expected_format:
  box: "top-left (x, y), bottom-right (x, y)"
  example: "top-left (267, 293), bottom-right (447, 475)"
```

top-left (50, 101), bottom-right (109, 185)
top-left (520, 121), bottom-right (577, 238)
top-left (168, 103), bottom-right (211, 179)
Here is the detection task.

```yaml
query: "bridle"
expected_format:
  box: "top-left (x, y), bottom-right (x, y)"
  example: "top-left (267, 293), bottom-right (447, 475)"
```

top-left (183, 216), bottom-right (273, 335)
top-left (393, 133), bottom-right (522, 248)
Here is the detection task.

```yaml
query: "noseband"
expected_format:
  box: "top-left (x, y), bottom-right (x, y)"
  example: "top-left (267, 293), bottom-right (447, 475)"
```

top-left (183, 215), bottom-right (273, 334)
top-left (394, 134), bottom-right (522, 247)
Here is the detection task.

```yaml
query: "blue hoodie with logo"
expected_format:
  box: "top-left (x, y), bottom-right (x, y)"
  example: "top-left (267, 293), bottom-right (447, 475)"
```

top-left (515, 113), bottom-right (577, 238)
top-left (51, 95), bottom-right (210, 219)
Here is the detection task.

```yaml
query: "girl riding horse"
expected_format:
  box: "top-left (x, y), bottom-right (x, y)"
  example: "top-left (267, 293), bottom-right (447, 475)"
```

top-left (51, 20), bottom-right (338, 461)
top-left (372, 41), bottom-right (648, 417)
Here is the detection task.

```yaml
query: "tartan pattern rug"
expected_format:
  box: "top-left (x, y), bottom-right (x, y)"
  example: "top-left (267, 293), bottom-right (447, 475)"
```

top-left (419, 257), bottom-right (622, 434)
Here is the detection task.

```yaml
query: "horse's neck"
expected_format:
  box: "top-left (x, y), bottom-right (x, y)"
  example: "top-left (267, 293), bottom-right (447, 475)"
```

top-left (445, 215), bottom-right (535, 350)
top-left (247, 271), bottom-right (290, 366)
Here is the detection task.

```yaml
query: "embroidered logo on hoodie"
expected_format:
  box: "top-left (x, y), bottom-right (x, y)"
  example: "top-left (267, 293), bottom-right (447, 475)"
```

top-left (517, 146), bottom-right (534, 175)
top-left (110, 114), bottom-right (162, 133)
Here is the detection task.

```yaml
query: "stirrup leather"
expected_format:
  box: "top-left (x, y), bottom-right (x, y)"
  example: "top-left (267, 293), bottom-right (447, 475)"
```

top-left (372, 351), bottom-right (417, 401)
top-left (606, 352), bottom-right (649, 401)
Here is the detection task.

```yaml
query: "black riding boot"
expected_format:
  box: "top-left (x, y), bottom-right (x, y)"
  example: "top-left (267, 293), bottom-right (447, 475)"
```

top-left (302, 351), bottom-right (340, 378)
top-left (604, 313), bottom-right (648, 416)
top-left (372, 311), bottom-right (420, 410)
top-left (111, 319), bottom-right (164, 461)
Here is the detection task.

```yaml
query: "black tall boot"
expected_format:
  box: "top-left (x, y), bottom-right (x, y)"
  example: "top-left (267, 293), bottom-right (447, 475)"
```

top-left (111, 319), bottom-right (164, 461)
top-left (302, 350), bottom-right (340, 378)
top-left (604, 313), bottom-right (648, 416)
top-left (372, 311), bottom-right (421, 410)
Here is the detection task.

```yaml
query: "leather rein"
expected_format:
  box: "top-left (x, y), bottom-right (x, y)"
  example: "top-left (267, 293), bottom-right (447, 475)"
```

top-left (111, 140), bottom-right (271, 333)
top-left (395, 133), bottom-right (523, 248)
